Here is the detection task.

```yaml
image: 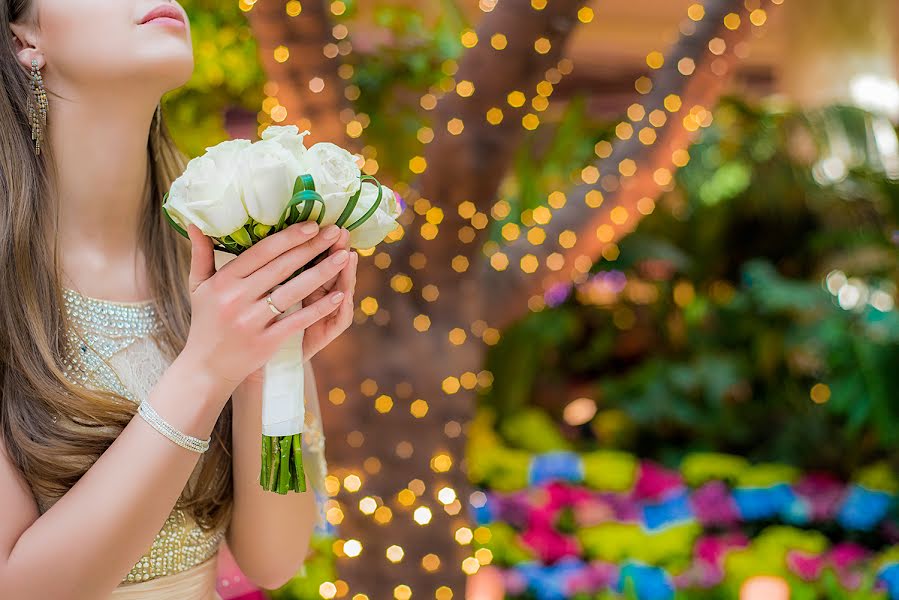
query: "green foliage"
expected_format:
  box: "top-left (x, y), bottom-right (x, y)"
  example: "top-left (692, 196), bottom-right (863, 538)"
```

top-left (343, 0), bottom-right (469, 177)
top-left (481, 98), bottom-right (899, 477)
top-left (163, 1), bottom-right (265, 156)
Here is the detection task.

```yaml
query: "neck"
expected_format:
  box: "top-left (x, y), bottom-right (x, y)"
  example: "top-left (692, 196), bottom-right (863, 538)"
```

top-left (50, 94), bottom-right (157, 260)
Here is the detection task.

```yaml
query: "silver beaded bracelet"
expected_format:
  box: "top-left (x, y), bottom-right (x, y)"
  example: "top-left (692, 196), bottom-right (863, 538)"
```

top-left (137, 399), bottom-right (210, 454)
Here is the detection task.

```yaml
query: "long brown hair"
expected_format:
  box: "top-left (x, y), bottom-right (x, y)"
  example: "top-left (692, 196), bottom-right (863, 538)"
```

top-left (0, 0), bottom-right (232, 530)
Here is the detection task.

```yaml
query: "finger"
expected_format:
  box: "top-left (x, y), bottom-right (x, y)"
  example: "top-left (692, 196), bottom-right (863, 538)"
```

top-left (265, 247), bottom-right (350, 315)
top-left (333, 270), bottom-right (356, 332)
top-left (326, 251), bottom-right (357, 333)
top-left (224, 221), bottom-right (321, 279)
top-left (265, 289), bottom-right (345, 345)
top-left (318, 228), bottom-right (351, 293)
top-left (245, 224), bottom-right (343, 296)
top-left (187, 224), bottom-right (216, 293)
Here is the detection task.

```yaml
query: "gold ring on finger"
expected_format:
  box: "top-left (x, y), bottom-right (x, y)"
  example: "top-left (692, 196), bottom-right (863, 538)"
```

top-left (266, 294), bottom-right (284, 315)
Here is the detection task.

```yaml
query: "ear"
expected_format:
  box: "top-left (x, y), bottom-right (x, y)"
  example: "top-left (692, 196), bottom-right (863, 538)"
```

top-left (9, 23), bottom-right (44, 71)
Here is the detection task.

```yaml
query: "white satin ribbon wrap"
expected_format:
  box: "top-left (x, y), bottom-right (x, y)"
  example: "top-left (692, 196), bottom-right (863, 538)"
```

top-left (261, 283), bottom-right (305, 437)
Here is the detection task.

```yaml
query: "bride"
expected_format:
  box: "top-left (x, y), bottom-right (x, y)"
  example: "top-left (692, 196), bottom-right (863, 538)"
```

top-left (0, 1), bottom-right (359, 598)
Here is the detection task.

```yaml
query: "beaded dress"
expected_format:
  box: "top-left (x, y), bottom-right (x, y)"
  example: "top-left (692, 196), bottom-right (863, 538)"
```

top-left (49, 273), bottom-right (332, 599)
top-left (54, 286), bottom-right (226, 600)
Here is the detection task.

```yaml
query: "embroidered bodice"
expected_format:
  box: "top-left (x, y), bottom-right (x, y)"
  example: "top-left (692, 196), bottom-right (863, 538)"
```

top-left (56, 287), bottom-right (227, 585)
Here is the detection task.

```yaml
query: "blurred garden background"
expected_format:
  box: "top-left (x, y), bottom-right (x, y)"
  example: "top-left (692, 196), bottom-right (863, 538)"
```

top-left (170, 0), bottom-right (899, 598)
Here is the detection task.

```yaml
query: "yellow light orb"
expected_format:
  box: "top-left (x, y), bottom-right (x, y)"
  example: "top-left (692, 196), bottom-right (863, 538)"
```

top-left (507, 90), bottom-right (526, 107)
top-left (413, 506), bottom-right (433, 525)
top-left (646, 51), bottom-right (664, 69)
top-left (431, 453), bottom-right (453, 472)
top-left (455, 527), bottom-right (473, 545)
top-left (343, 474), bottom-right (362, 492)
top-left (422, 553), bottom-right (441, 572)
top-left (437, 486), bottom-right (457, 504)
top-left (397, 488), bottom-right (416, 506)
top-left (394, 584), bottom-right (412, 600)
top-left (359, 496), bottom-right (377, 515)
top-left (273, 45), bottom-right (289, 63)
top-left (374, 505), bottom-right (393, 524)
top-left (810, 383), bottom-right (831, 404)
top-left (286, 0), bottom-right (302, 16)
top-left (461, 556), bottom-right (480, 575)
top-left (386, 545), bottom-right (404, 563)
top-left (486, 107), bottom-right (504, 125)
top-left (343, 539), bottom-right (362, 557)
top-left (319, 582), bottom-right (338, 599)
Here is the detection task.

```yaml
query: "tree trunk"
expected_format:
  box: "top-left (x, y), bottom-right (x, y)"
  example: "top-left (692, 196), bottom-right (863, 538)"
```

top-left (246, 0), bottom-right (350, 145)
top-left (482, 0), bottom-right (781, 330)
top-left (314, 2), bottom-right (589, 596)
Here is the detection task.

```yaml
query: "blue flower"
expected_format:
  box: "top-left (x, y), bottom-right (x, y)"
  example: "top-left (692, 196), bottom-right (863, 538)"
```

top-left (529, 451), bottom-right (585, 486)
top-left (643, 490), bottom-right (693, 531)
top-left (616, 563), bottom-right (675, 600)
top-left (517, 559), bottom-right (586, 600)
top-left (733, 484), bottom-right (795, 521)
top-left (877, 563), bottom-right (899, 599)
top-left (838, 485), bottom-right (893, 531)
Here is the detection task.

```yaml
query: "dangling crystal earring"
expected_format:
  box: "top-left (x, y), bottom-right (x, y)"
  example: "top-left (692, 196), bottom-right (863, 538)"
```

top-left (28, 58), bottom-right (48, 156)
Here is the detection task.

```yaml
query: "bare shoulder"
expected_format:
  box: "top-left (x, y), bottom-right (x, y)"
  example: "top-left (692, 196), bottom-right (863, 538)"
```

top-left (0, 439), bottom-right (39, 560)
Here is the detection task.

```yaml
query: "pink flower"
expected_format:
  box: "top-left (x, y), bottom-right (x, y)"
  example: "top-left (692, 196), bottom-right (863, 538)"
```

top-left (634, 461), bottom-right (684, 502)
top-left (695, 533), bottom-right (749, 566)
top-left (544, 482), bottom-right (592, 511)
top-left (794, 473), bottom-right (845, 521)
top-left (690, 482), bottom-right (740, 527)
top-left (520, 526), bottom-right (580, 563)
top-left (829, 542), bottom-right (869, 570)
top-left (787, 551), bottom-right (824, 581)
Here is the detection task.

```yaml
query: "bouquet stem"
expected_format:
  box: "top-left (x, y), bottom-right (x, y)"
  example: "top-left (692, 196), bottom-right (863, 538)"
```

top-left (260, 433), bottom-right (307, 493)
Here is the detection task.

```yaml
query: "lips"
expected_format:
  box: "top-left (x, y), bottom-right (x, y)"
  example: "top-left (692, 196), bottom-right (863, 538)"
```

top-left (139, 4), bottom-right (186, 25)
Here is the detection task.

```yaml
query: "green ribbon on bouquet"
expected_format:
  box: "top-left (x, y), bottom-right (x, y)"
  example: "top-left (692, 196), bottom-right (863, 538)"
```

top-left (162, 172), bottom-right (383, 256)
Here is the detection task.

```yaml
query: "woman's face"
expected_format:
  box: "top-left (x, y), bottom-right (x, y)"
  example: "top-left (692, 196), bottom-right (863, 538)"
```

top-left (23, 0), bottom-right (194, 95)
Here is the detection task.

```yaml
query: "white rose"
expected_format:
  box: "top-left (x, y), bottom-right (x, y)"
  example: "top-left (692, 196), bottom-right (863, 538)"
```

top-left (163, 139), bottom-right (251, 238)
top-left (344, 184), bottom-right (402, 249)
top-left (239, 139), bottom-right (304, 226)
top-left (299, 142), bottom-right (362, 225)
top-left (260, 125), bottom-right (311, 163)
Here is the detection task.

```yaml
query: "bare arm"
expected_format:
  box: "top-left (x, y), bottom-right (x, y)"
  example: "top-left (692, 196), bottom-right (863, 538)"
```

top-left (0, 222), bottom-right (347, 599)
top-left (226, 359), bottom-right (318, 590)
top-left (0, 353), bottom-right (231, 600)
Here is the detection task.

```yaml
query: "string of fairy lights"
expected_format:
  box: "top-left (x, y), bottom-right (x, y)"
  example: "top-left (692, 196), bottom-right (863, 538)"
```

top-left (237, 1), bottom-right (779, 599)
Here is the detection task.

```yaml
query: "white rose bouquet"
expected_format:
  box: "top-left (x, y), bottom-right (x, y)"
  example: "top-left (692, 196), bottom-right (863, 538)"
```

top-left (162, 125), bottom-right (402, 494)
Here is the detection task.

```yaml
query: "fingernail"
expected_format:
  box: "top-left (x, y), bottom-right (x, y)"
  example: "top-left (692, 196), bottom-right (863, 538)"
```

top-left (331, 291), bottom-right (345, 304)
top-left (300, 221), bottom-right (318, 234)
top-left (332, 249), bottom-right (349, 264)
top-left (323, 225), bottom-right (340, 239)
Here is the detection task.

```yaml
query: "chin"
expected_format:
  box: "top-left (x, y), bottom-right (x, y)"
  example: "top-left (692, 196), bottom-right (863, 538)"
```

top-left (141, 51), bottom-right (196, 92)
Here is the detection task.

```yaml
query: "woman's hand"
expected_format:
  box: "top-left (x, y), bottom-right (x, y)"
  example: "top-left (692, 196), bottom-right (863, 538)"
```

top-left (184, 221), bottom-right (349, 397)
top-left (301, 227), bottom-right (357, 361)
top-left (237, 227), bottom-right (358, 385)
